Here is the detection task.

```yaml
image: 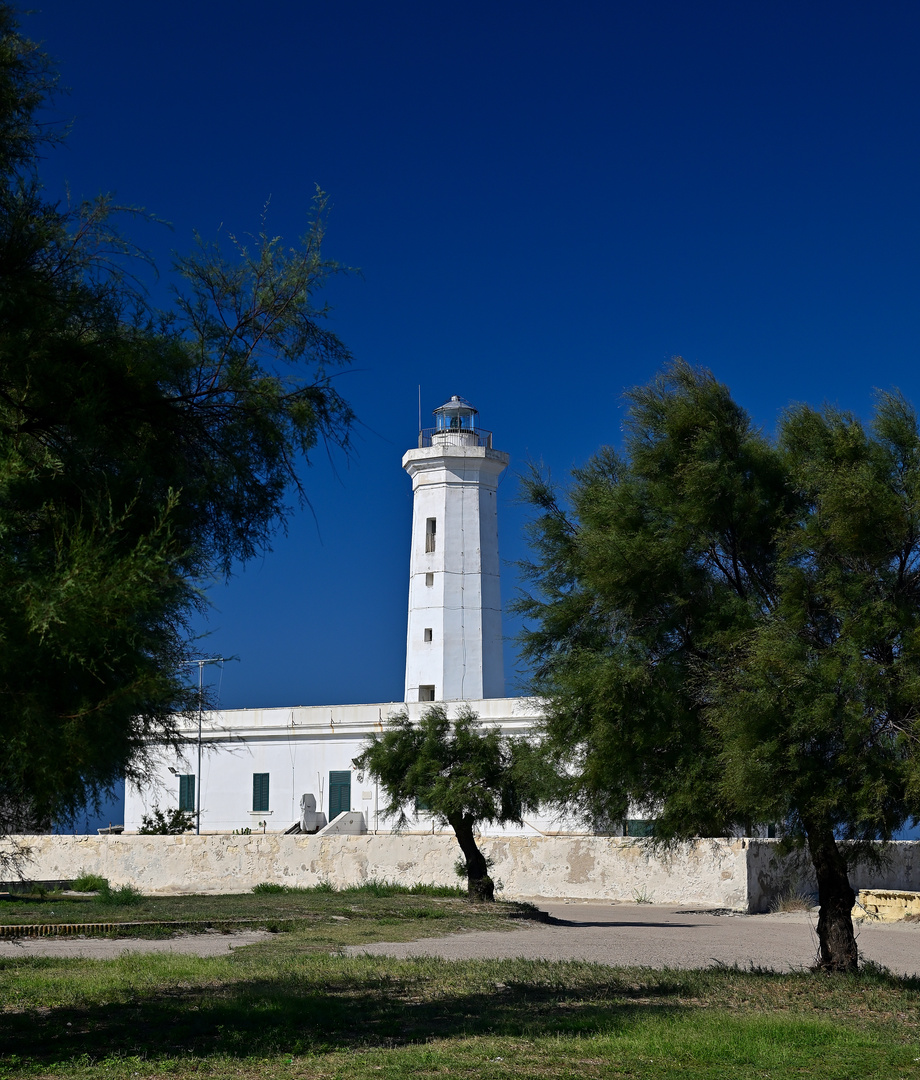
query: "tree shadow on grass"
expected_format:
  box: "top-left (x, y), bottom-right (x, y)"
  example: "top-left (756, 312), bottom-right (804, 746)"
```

top-left (3, 958), bottom-right (915, 1069)
top-left (0, 963), bottom-right (694, 1066)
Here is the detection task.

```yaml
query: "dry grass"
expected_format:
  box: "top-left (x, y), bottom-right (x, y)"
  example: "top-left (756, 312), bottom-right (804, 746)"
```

top-left (768, 888), bottom-right (817, 913)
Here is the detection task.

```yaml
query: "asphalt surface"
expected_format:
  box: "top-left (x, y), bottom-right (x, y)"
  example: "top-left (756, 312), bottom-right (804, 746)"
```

top-left (2, 903), bottom-right (920, 973)
top-left (346, 902), bottom-right (920, 975)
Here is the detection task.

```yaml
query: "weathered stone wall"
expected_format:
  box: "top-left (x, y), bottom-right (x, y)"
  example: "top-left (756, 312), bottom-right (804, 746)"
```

top-left (8, 834), bottom-right (917, 912)
top-left (745, 840), bottom-right (920, 913)
top-left (8, 833), bottom-right (751, 908)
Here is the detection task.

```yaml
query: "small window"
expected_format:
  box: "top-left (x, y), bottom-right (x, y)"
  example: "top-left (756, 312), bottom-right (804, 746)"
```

top-left (415, 796), bottom-right (432, 814)
top-left (252, 773), bottom-right (270, 813)
top-left (419, 685), bottom-right (436, 702)
top-left (425, 572), bottom-right (434, 587)
top-left (424, 627), bottom-right (433, 642)
top-left (178, 774), bottom-right (195, 812)
top-left (425, 517), bottom-right (436, 553)
top-left (625, 819), bottom-right (655, 838)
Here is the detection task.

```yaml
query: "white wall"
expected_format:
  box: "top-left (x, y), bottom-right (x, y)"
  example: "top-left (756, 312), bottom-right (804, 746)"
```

top-left (14, 833), bottom-right (920, 912)
top-left (125, 697), bottom-right (555, 835)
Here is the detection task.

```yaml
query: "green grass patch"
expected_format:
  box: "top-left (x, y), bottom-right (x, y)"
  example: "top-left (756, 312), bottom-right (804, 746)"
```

top-left (252, 878), bottom-right (465, 898)
top-left (0, 952), bottom-right (918, 1078)
top-left (0, 888), bottom-right (534, 950)
top-left (70, 872), bottom-right (109, 892)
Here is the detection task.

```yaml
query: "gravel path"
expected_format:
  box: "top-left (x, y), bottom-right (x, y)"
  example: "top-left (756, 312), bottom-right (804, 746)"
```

top-left (0, 929), bottom-right (272, 958)
top-left (348, 902), bottom-right (920, 975)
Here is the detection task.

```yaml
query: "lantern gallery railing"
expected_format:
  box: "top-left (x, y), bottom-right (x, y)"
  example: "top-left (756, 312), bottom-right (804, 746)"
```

top-left (417, 426), bottom-right (493, 449)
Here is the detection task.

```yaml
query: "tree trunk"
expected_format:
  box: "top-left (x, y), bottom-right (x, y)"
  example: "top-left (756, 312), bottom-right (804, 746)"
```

top-left (449, 815), bottom-right (494, 902)
top-left (804, 820), bottom-right (858, 973)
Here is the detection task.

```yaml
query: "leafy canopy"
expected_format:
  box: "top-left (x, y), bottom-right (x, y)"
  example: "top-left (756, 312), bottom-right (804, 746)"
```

top-left (517, 359), bottom-right (920, 970)
top-left (0, 4), bottom-right (355, 833)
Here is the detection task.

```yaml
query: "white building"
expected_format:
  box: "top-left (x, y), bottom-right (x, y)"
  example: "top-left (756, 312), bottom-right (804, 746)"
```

top-left (124, 396), bottom-right (581, 837)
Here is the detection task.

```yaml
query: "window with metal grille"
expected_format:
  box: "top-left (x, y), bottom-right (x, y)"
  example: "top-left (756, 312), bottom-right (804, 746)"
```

top-left (425, 517), bottom-right (436, 552)
top-left (252, 773), bottom-right (270, 813)
top-left (329, 770), bottom-right (351, 820)
top-left (178, 774), bottom-right (195, 812)
top-left (419, 685), bottom-right (435, 701)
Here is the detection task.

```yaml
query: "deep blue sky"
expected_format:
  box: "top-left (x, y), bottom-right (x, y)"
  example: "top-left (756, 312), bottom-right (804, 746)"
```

top-left (24, 0), bottom-right (920, 715)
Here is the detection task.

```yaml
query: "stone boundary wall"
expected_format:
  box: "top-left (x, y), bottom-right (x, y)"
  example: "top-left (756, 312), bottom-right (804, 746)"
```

top-left (745, 840), bottom-right (920, 912)
top-left (6, 834), bottom-right (919, 912)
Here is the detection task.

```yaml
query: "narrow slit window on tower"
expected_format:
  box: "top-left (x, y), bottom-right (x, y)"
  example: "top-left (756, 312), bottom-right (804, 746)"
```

top-left (425, 517), bottom-right (436, 552)
top-left (424, 627), bottom-right (433, 642)
top-left (425, 572), bottom-right (434, 587)
top-left (419, 685), bottom-right (436, 701)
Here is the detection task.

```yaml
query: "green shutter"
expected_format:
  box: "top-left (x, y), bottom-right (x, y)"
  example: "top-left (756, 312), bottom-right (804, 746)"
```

top-left (178, 774), bottom-right (195, 812)
top-left (329, 771), bottom-right (351, 820)
top-left (252, 773), bottom-right (270, 812)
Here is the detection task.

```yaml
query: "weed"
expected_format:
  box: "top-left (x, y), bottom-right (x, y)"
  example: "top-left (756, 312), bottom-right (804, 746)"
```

top-left (96, 883), bottom-right (142, 906)
top-left (633, 887), bottom-right (654, 904)
top-left (252, 882), bottom-right (288, 894)
top-left (71, 872), bottom-right (109, 892)
top-left (769, 888), bottom-right (816, 913)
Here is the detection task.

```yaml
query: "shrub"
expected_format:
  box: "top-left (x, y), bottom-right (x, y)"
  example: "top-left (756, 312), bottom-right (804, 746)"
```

top-left (137, 807), bottom-right (195, 834)
top-left (71, 872), bottom-right (109, 892)
top-left (97, 883), bottom-right (142, 906)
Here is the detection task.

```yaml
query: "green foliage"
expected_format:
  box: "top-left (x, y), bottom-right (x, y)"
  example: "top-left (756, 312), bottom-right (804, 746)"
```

top-left (70, 872), bottom-right (109, 892)
top-left (137, 807), bottom-right (195, 834)
top-left (0, 6), bottom-right (355, 833)
top-left (517, 359), bottom-right (920, 971)
top-left (251, 879), bottom-right (465, 898)
top-left (95, 882), bottom-right (142, 906)
top-left (354, 705), bottom-right (549, 902)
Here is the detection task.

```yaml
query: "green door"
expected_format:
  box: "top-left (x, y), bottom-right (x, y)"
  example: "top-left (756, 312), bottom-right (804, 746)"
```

top-left (329, 771), bottom-right (351, 820)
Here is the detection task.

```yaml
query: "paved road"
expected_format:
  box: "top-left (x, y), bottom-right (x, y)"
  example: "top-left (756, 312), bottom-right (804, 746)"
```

top-left (3, 903), bottom-right (920, 974)
top-left (348, 902), bottom-right (920, 975)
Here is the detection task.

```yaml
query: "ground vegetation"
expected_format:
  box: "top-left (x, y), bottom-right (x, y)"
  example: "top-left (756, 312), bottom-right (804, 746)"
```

top-left (0, 942), bottom-right (917, 1078)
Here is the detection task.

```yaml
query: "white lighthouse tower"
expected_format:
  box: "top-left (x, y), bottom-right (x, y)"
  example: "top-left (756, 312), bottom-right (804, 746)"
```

top-left (403, 395), bottom-right (509, 703)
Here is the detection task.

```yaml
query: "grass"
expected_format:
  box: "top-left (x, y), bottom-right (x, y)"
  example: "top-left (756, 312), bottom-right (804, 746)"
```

top-left (1, 889), bottom-right (918, 1078)
top-left (1, 948), bottom-right (918, 1078)
top-left (0, 886), bottom-right (537, 948)
top-left (0, 881), bottom-right (482, 935)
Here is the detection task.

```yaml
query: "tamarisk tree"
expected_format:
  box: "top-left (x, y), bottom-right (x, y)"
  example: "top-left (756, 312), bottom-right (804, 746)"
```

top-left (517, 359), bottom-right (920, 972)
top-left (354, 705), bottom-right (547, 901)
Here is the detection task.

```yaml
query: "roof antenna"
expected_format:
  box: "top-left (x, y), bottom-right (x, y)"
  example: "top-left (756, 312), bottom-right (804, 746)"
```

top-left (418, 384), bottom-right (422, 435)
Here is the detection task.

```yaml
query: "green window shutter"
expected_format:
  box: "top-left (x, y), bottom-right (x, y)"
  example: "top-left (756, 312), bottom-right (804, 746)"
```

top-left (625, 819), bottom-right (655, 838)
top-left (328, 771), bottom-right (351, 820)
top-left (178, 774), bottom-right (195, 812)
top-left (252, 773), bottom-right (270, 813)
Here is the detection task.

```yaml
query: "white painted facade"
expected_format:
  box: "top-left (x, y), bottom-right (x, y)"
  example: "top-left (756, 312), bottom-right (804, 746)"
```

top-left (403, 396), bottom-right (508, 702)
top-left (123, 697), bottom-right (565, 835)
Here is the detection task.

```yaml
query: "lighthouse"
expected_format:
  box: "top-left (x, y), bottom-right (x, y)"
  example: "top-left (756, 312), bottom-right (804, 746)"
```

top-left (403, 395), bottom-right (509, 703)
